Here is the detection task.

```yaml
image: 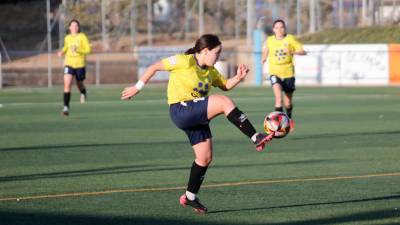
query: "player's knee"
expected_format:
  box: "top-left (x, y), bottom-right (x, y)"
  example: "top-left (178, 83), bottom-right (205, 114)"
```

top-left (64, 86), bottom-right (71, 92)
top-left (217, 95), bottom-right (235, 109)
top-left (197, 155), bottom-right (213, 166)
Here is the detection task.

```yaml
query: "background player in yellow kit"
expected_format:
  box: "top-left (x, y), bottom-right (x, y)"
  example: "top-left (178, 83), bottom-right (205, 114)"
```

top-left (121, 34), bottom-right (273, 214)
top-left (261, 19), bottom-right (306, 131)
top-left (58, 19), bottom-right (91, 116)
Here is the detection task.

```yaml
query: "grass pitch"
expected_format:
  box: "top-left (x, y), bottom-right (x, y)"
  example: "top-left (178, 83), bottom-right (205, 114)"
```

top-left (0, 85), bottom-right (399, 225)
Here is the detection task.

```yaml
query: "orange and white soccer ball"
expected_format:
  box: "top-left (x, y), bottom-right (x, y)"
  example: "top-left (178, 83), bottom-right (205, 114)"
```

top-left (263, 111), bottom-right (291, 138)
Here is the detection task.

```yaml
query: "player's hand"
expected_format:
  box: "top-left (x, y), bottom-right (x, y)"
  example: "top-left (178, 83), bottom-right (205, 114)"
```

top-left (121, 86), bottom-right (140, 100)
top-left (236, 64), bottom-right (249, 80)
top-left (283, 47), bottom-right (292, 55)
top-left (283, 42), bottom-right (293, 55)
top-left (57, 51), bottom-right (64, 57)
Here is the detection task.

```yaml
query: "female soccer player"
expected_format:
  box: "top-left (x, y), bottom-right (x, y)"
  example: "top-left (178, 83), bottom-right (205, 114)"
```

top-left (58, 19), bottom-right (91, 116)
top-left (121, 34), bottom-right (273, 213)
top-left (261, 19), bottom-right (306, 131)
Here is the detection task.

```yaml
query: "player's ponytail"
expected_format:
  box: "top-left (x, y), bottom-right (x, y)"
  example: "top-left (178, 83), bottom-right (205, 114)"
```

top-left (185, 47), bottom-right (196, 54)
top-left (185, 34), bottom-right (221, 55)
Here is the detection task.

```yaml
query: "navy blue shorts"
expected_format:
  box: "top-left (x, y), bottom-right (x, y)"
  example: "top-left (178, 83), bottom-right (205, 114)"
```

top-left (169, 97), bottom-right (211, 146)
top-left (64, 66), bottom-right (86, 81)
top-left (270, 75), bottom-right (296, 93)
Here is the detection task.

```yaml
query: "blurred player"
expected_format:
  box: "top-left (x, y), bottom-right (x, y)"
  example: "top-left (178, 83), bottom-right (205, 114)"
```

top-left (58, 19), bottom-right (91, 116)
top-left (121, 34), bottom-right (273, 213)
top-left (261, 19), bottom-right (306, 132)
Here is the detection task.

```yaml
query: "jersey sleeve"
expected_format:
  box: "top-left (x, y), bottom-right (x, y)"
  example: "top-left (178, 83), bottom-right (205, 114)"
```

top-left (77, 33), bottom-right (91, 55)
top-left (265, 36), bottom-right (273, 50)
top-left (288, 35), bottom-right (303, 52)
top-left (162, 54), bottom-right (187, 71)
top-left (210, 68), bottom-right (227, 88)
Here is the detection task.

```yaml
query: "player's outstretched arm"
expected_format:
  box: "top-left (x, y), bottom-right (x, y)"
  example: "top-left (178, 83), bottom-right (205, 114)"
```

top-left (224, 64), bottom-right (249, 90)
top-left (261, 46), bottom-right (269, 64)
top-left (121, 61), bottom-right (165, 100)
top-left (291, 48), bottom-right (306, 56)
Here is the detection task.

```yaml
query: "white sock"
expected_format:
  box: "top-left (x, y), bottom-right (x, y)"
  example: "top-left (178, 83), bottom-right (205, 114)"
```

top-left (251, 133), bottom-right (258, 143)
top-left (185, 191), bottom-right (196, 201)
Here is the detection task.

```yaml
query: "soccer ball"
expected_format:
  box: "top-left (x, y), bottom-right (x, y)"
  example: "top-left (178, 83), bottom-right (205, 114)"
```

top-left (264, 111), bottom-right (291, 138)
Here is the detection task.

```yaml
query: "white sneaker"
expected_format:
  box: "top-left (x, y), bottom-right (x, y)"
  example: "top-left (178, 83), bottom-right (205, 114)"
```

top-left (62, 106), bottom-right (69, 116)
top-left (80, 94), bottom-right (86, 104)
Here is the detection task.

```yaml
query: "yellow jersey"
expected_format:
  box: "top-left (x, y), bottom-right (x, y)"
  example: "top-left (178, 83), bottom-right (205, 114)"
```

top-left (264, 34), bottom-right (303, 78)
top-left (61, 33), bottom-right (91, 68)
top-left (162, 54), bottom-right (227, 105)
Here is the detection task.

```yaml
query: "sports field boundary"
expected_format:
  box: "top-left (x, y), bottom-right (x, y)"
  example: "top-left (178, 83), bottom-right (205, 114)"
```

top-left (1, 172), bottom-right (399, 202)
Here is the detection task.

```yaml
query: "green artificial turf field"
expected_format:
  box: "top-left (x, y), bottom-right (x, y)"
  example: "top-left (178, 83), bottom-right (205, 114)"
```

top-left (0, 85), bottom-right (399, 225)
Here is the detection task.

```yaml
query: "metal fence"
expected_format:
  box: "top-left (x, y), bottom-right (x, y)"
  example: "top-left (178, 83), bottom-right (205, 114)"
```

top-left (2, 0), bottom-right (400, 53)
top-left (1, 0), bottom-right (400, 88)
top-left (0, 49), bottom-right (246, 87)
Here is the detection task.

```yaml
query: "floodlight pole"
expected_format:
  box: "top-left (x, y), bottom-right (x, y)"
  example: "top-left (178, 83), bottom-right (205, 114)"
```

top-left (46, 0), bottom-right (52, 88)
top-left (285, 0), bottom-right (291, 26)
top-left (59, 0), bottom-right (66, 49)
top-left (246, 0), bottom-right (254, 46)
top-left (199, 0), bottom-right (204, 36)
top-left (147, 0), bottom-right (153, 46)
top-left (296, 0), bottom-right (302, 35)
top-left (130, 0), bottom-right (136, 50)
top-left (235, 0), bottom-right (240, 39)
top-left (101, 0), bottom-right (110, 51)
top-left (369, 0), bottom-right (375, 25)
top-left (339, 0), bottom-right (344, 28)
top-left (362, 0), bottom-right (367, 25)
top-left (353, 0), bottom-right (359, 20)
top-left (184, 0), bottom-right (189, 40)
top-left (309, 0), bottom-right (316, 33)
top-left (316, 0), bottom-right (321, 31)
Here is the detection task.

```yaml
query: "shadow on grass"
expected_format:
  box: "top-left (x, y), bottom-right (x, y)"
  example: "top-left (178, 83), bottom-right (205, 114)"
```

top-left (0, 159), bottom-right (334, 182)
top-left (291, 130), bottom-right (400, 141)
top-left (0, 207), bottom-right (399, 225)
top-left (0, 141), bottom-right (187, 152)
top-left (3, 130), bottom-right (399, 152)
top-left (209, 195), bottom-right (400, 216)
top-left (271, 208), bottom-right (400, 225)
top-left (0, 211), bottom-right (227, 225)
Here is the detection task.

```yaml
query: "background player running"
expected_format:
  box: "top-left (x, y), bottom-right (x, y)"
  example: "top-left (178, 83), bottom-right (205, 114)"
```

top-left (261, 19), bottom-right (306, 131)
top-left (58, 19), bottom-right (91, 116)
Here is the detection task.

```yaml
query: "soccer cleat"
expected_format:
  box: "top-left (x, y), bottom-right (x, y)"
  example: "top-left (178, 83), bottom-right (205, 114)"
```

top-left (289, 119), bottom-right (295, 133)
top-left (61, 106), bottom-right (69, 116)
top-left (80, 94), bottom-right (86, 104)
top-left (254, 133), bottom-right (273, 151)
top-left (179, 194), bottom-right (208, 214)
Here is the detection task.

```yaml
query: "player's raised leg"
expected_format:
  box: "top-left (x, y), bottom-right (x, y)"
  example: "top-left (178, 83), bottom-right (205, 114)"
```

top-left (207, 94), bottom-right (272, 151)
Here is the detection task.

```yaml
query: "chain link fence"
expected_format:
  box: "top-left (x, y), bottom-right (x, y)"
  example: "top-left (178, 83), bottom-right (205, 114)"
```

top-left (1, 0), bottom-right (400, 87)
